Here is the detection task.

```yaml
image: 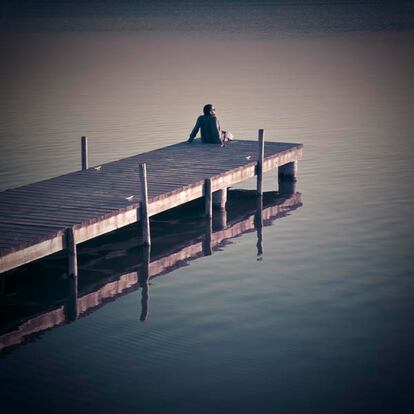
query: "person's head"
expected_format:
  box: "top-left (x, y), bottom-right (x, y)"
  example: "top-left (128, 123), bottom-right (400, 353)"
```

top-left (203, 104), bottom-right (215, 116)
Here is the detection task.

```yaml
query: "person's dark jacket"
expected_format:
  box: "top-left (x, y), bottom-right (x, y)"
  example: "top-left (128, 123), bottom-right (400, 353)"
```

top-left (188, 115), bottom-right (222, 144)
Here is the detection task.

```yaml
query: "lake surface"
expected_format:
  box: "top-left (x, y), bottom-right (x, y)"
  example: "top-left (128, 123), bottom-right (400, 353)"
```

top-left (1, 2), bottom-right (414, 413)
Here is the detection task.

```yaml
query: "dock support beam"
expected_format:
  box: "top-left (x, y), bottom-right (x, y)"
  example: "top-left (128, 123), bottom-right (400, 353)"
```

top-left (81, 136), bottom-right (88, 170)
top-left (212, 189), bottom-right (227, 209)
top-left (257, 129), bottom-right (264, 196)
top-left (139, 163), bottom-right (151, 246)
top-left (204, 178), bottom-right (212, 218)
top-left (279, 161), bottom-right (297, 182)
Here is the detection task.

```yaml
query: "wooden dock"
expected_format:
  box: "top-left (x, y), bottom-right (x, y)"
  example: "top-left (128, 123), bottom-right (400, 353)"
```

top-left (0, 135), bottom-right (303, 274)
top-left (0, 190), bottom-right (302, 353)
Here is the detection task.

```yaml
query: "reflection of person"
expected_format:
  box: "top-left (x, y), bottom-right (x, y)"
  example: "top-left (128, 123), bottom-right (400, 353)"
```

top-left (188, 104), bottom-right (223, 145)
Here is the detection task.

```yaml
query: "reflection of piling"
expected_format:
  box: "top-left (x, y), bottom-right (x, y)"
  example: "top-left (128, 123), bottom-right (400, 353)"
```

top-left (139, 245), bottom-right (151, 322)
top-left (203, 216), bottom-right (213, 256)
top-left (65, 269), bottom-right (79, 322)
top-left (255, 195), bottom-right (263, 257)
top-left (81, 136), bottom-right (88, 170)
top-left (257, 129), bottom-right (264, 196)
top-left (139, 163), bottom-right (151, 246)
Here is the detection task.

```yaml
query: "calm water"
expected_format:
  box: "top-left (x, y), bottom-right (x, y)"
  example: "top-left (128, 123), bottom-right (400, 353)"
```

top-left (1, 1), bottom-right (414, 413)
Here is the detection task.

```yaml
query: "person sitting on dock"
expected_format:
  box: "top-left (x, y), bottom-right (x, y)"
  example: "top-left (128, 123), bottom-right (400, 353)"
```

top-left (187, 104), bottom-right (223, 145)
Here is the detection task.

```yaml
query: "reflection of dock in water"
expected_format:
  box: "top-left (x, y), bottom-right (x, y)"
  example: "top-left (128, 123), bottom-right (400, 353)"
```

top-left (0, 190), bottom-right (302, 353)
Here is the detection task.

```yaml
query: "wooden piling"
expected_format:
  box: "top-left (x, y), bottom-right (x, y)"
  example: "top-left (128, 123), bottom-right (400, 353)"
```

top-left (66, 227), bottom-right (78, 277)
top-left (257, 129), bottom-right (264, 196)
top-left (139, 163), bottom-right (151, 246)
top-left (213, 208), bottom-right (227, 230)
top-left (203, 216), bottom-right (213, 256)
top-left (279, 161), bottom-right (298, 182)
top-left (81, 136), bottom-right (88, 170)
top-left (212, 188), bottom-right (227, 209)
top-left (204, 178), bottom-right (212, 218)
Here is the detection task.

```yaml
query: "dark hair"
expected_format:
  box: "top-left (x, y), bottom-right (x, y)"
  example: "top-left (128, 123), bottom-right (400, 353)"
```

top-left (203, 104), bottom-right (213, 115)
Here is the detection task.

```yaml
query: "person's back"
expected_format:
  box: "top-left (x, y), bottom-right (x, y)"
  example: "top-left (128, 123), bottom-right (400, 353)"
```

top-left (188, 104), bottom-right (222, 145)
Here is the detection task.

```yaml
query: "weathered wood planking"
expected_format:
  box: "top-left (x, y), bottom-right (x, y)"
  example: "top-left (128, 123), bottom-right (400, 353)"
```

top-left (0, 140), bottom-right (302, 273)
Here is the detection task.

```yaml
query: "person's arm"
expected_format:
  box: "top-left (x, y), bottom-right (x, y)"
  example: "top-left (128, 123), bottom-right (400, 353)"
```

top-left (212, 117), bottom-right (223, 144)
top-left (188, 116), bottom-right (201, 143)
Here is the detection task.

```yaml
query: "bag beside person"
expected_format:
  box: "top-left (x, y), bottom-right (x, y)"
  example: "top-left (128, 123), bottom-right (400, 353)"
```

top-left (221, 130), bottom-right (234, 142)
